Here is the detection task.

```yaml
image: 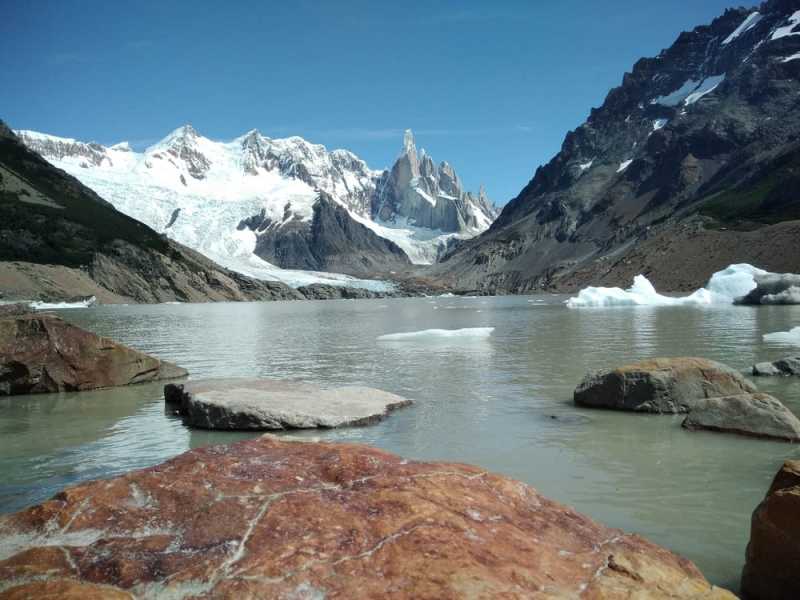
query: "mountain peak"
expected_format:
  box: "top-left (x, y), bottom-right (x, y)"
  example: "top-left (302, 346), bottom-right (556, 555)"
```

top-left (403, 129), bottom-right (415, 153)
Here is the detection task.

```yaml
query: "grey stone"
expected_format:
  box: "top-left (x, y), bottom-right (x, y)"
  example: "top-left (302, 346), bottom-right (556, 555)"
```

top-left (165, 378), bottom-right (412, 430)
top-left (682, 393), bottom-right (800, 442)
top-left (737, 274), bottom-right (800, 305)
top-left (752, 356), bottom-right (800, 377)
top-left (574, 357), bottom-right (757, 413)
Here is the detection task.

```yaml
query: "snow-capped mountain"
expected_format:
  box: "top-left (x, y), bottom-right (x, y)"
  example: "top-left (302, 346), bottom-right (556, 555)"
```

top-left (18, 126), bottom-right (496, 286)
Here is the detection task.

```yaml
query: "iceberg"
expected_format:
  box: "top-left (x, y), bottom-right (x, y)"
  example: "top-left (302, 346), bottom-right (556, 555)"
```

top-left (566, 264), bottom-right (767, 308)
top-left (28, 296), bottom-right (97, 310)
top-left (764, 327), bottom-right (800, 346)
top-left (377, 327), bottom-right (494, 341)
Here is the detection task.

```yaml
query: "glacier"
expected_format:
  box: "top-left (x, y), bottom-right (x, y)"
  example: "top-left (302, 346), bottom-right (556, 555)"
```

top-left (16, 126), bottom-right (495, 288)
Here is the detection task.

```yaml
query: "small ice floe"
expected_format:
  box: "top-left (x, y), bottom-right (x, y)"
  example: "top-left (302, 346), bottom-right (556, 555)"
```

top-left (566, 264), bottom-right (766, 308)
top-left (29, 296), bottom-right (97, 310)
top-left (377, 327), bottom-right (494, 341)
top-left (764, 327), bottom-right (800, 346)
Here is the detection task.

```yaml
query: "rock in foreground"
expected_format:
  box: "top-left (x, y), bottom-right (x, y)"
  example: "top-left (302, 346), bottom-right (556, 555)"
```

top-left (0, 307), bottom-right (186, 395)
top-left (752, 356), bottom-right (800, 377)
top-left (574, 357), bottom-right (757, 413)
top-left (164, 378), bottom-right (411, 430)
top-left (681, 393), bottom-right (800, 442)
top-left (741, 460), bottom-right (800, 600)
top-left (0, 437), bottom-right (734, 599)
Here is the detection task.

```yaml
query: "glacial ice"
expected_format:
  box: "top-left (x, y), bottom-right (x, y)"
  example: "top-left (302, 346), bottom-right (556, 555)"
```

top-left (764, 327), bottom-right (800, 346)
top-left (565, 264), bottom-right (767, 308)
top-left (28, 296), bottom-right (97, 310)
top-left (377, 327), bottom-right (494, 341)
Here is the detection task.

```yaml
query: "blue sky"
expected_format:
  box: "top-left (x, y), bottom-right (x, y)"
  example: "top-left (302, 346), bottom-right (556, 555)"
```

top-left (1, 0), bottom-right (756, 204)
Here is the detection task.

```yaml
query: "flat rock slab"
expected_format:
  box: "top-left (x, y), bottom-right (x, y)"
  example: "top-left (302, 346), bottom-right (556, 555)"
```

top-left (574, 357), bottom-right (757, 413)
top-left (682, 393), bottom-right (800, 442)
top-left (0, 310), bottom-right (187, 396)
top-left (0, 437), bottom-right (735, 599)
top-left (752, 356), bottom-right (800, 376)
top-left (164, 378), bottom-right (412, 430)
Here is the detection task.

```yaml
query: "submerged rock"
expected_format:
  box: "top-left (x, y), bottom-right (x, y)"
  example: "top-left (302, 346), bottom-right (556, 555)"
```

top-left (574, 357), bottom-right (757, 413)
top-left (0, 308), bottom-right (186, 395)
top-left (0, 437), bottom-right (734, 599)
top-left (741, 459), bottom-right (800, 600)
top-left (164, 378), bottom-right (412, 430)
top-left (752, 356), bottom-right (800, 377)
top-left (681, 393), bottom-right (800, 442)
top-left (736, 273), bottom-right (800, 305)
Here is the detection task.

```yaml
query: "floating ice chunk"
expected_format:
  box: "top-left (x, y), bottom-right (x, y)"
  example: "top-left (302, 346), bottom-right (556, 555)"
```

top-left (377, 327), bottom-right (494, 341)
top-left (764, 326), bottom-right (800, 346)
top-left (771, 10), bottom-right (800, 41)
top-left (653, 119), bottom-right (668, 131)
top-left (722, 11), bottom-right (763, 45)
top-left (29, 296), bottom-right (97, 310)
top-left (617, 159), bottom-right (633, 173)
top-left (705, 263), bottom-right (767, 299)
top-left (566, 264), bottom-right (766, 308)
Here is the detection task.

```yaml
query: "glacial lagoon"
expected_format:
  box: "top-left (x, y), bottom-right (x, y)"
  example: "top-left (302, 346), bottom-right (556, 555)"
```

top-left (2, 295), bottom-right (800, 592)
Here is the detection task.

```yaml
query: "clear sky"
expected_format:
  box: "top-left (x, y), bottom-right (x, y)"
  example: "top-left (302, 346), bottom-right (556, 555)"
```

top-left (1, 0), bottom-right (757, 204)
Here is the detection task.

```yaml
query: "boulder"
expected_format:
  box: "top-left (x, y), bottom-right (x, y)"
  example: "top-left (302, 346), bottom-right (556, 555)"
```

top-left (752, 356), bottom-right (800, 377)
top-left (574, 357), bottom-right (757, 413)
top-left (0, 437), bottom-right (735, 599)
top-left (0, 309), bottom-right (187, 395)
top-left (164, 378), bottom-right (412, 430)
top-left (681, 393), bottom-right (800, 442)
top-left (741, 460), bottom-right (800, 600)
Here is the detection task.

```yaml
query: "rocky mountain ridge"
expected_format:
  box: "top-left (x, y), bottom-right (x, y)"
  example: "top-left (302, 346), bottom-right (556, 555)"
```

top-left (437, 0), bottom-right (800, 292)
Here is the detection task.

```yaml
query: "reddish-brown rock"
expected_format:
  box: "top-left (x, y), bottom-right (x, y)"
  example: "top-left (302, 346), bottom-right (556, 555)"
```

top-left (0, 437), bottom-right (734, 599)
top-left (741, 460), bottom-right (800, 600)
top-left (0, 308), bottom-right (186, 395)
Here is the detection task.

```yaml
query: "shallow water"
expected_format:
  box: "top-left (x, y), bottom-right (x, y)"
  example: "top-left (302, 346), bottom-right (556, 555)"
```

top-left (2, 295), bottom-right (800, 591)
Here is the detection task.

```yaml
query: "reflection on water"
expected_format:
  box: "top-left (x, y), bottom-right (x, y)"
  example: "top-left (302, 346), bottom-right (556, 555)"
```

top-left (1, 296), bottom-right (800, 591)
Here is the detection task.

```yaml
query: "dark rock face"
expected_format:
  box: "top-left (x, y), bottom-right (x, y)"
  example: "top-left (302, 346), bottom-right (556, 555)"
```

top-left (244, 191), bottom-right (412, 277)
top-left (297, 283), bottom-right (389, 299)
top-left (437, 0), bottom-right (800, 293)
top-left (681, 393), bottom-right (800, 441)
top-left (0, 310), bottom-right (186, 395)
top-left (0, 121), bottom-right (302, 304)
top-left (164, 378), bottom-right (412, 430)
top-left (574, 357), bottom-right (757, 413)
top-left (741, 459), bottom-right (800, 600)
top-left (736, 273), bottom-right (800, 304)
top-left (0, 437), bottom-right (735, 599)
